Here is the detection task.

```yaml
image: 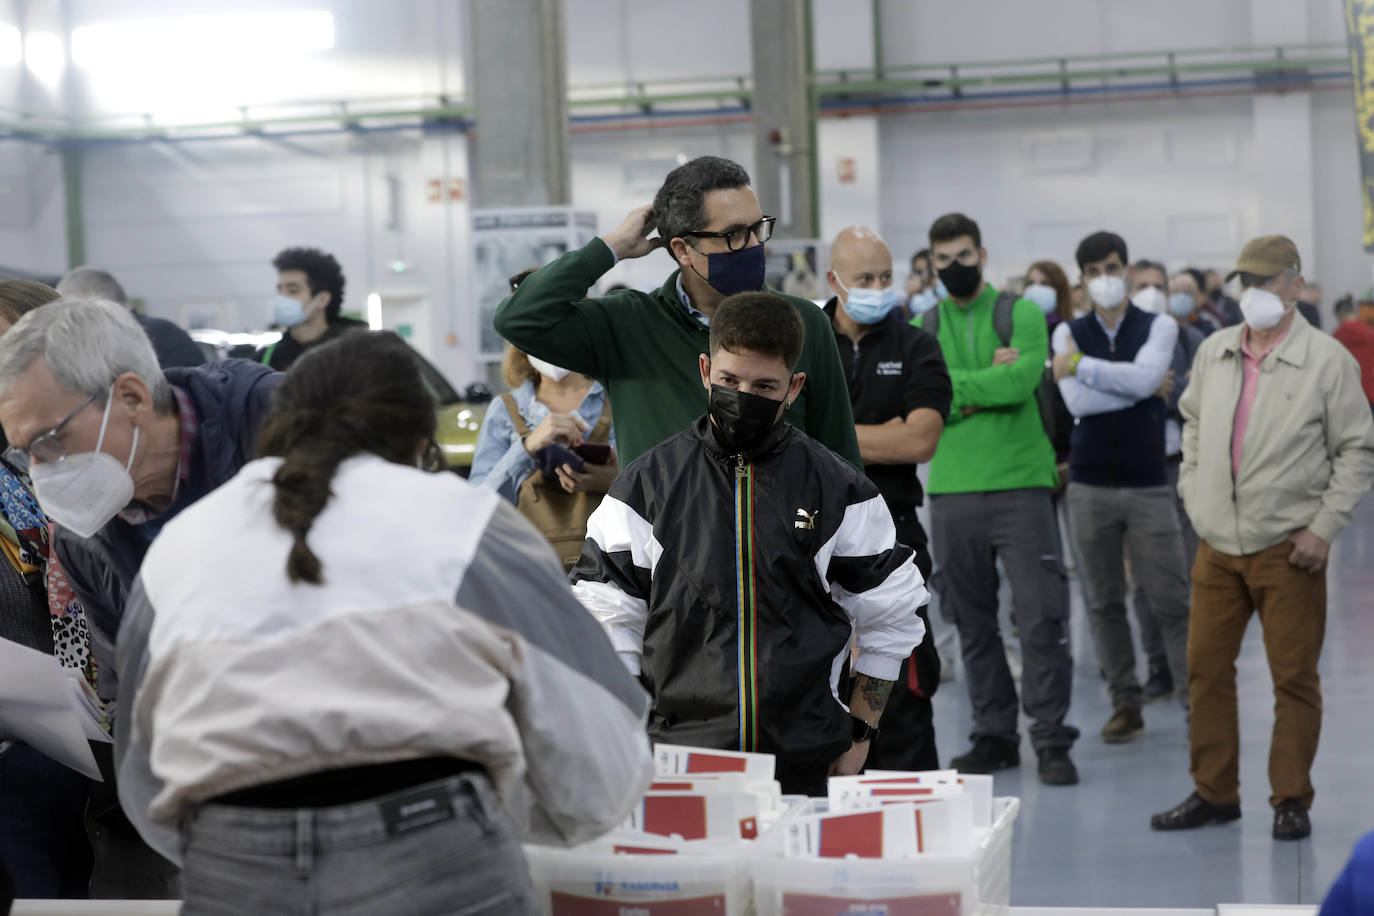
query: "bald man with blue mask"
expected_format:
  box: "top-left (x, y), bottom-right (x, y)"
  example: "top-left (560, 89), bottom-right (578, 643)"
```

top-left (824, 225), bottom-right (953, 772)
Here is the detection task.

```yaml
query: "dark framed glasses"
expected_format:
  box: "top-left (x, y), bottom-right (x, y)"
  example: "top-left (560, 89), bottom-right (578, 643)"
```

top-left (685, 216), bottom-right (776, 252)
top-left (2, 395), bottom-right (96, 473)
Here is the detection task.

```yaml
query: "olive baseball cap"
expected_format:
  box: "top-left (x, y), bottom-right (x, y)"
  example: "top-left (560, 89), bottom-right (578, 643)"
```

top-left (1226, 235), bottom-right (1301, 281)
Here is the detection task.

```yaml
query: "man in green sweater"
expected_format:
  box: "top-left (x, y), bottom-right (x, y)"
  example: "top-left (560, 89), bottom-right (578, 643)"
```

top-left (915, 212), bottom-right (1080, 786)
top-left (492, 156), bottom-right (861, 468)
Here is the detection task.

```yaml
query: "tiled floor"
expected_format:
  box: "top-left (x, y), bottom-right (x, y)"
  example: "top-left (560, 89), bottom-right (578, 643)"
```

top-left (925, 496), bottom-right (1374, 909)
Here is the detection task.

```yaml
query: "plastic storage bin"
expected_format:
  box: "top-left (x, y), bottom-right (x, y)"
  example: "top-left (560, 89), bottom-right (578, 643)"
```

top-left (750, 796), bottom-right (1019, 916)
top-left (525, 840), bottom-right (753, 915)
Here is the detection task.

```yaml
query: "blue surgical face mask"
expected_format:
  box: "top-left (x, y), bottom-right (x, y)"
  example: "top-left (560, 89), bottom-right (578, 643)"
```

top-left (836, 277), bottom-right (898, 325)
top-left (272, 294), bottom-right (308, 329)
top-left (1168, 292), bottom-right (1196, 318)
top-left (1023, 283), bottom-right (1058, 316)
top-left (699, 244), bottom-right (766, 297)
top-left (909, 288), bottom-right (940, 314)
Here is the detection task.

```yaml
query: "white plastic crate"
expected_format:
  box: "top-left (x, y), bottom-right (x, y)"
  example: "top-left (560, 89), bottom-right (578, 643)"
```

top-left (751, 796), bottom-right (1020, 916)
top-left (525, 840), bottom-right (753, 915)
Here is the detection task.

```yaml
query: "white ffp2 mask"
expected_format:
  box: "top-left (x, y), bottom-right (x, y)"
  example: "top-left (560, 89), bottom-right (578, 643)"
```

top-left (527, 356), bottom-right (571, 382)
top-left (1087, 275), bottom-right (1127, 310)
top-left (30, 395), bottom-right (139, 539)
top-left (1239, 287), bottom-right (1287, 331)
top-left (1131, 287), bottom-right (1167, 315)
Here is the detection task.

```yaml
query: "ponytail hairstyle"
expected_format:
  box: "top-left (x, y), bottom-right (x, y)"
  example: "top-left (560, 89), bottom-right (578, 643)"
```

top-left (256, 331), bottom-right (437, 584)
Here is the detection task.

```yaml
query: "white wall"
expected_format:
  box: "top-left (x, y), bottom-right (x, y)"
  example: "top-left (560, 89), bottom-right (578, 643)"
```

top-left (80, 130), bottom-right (477, 385)
top-left (15, 0), bottom-right (1366, 389)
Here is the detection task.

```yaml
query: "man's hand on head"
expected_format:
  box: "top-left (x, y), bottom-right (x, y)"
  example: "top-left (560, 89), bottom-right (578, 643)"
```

top-left (601, 205), bottom-right (664, 261)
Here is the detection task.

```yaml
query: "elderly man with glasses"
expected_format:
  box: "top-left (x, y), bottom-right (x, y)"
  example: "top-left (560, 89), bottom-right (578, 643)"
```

top-left (0, 297), bottom-right (280, 898)
top-left (493, 155), bottom-right (860, 468)
top-left (1151, 235), bottom-right (1374, 842)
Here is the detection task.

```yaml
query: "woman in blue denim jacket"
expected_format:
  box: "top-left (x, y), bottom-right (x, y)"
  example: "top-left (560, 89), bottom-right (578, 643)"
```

top-left (470, 344), bottom-right (617, 504)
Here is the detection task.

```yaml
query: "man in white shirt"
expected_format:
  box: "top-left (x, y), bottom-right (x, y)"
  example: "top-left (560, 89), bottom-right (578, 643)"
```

top-left (1051, 232), bottom-right (1191, 745)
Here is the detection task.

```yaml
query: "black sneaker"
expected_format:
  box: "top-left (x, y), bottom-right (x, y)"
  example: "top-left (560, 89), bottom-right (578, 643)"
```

top-left (1143, 661), bottom-right (1174, 703)
top-left (1150, 792), bottom-right (1241, 831)
top-left (1272, 800), bottom-right (1311, 841)
top-left (1101, 707), bottom-right (1145, 743)
top-left (949, 736), bottom-right (1020, 774)
top-left (1036, 747), bottom-right (1079, 785)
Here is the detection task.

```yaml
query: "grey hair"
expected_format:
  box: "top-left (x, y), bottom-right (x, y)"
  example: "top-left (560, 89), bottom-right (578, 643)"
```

top-left (56, 267), bottom-right (129, 306)
top-left (0, 297), bottom-right (171, 410)
top-left (652, 156), bottom-right (752, 259)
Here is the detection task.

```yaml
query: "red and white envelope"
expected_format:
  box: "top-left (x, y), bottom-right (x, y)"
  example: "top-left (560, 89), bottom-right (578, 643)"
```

top-left (626, 790), bottom-right (762, 841)
top-left (653, 744), bottom-right (776, 782)
top-left (784, 798), bottom-right (972, 859)
top-left (858, 769), bottom-right (994, 830)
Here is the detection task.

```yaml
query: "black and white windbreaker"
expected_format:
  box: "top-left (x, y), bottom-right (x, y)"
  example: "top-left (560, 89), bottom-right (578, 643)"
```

top-left (571, 417), bottom-right (927, 773)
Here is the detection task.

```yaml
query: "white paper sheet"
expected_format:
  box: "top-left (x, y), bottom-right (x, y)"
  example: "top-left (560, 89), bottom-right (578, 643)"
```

top-left (0, 637), bottom-right (104, 779)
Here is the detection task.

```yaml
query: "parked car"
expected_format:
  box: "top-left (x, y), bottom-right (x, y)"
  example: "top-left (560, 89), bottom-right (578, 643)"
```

top-left (189, 328), bottom-right (490, 476)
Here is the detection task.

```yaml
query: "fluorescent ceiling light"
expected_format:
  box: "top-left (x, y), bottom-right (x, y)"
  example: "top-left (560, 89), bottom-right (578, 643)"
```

top-left (0, 24), bottom-right (20, 67)
top-left (72, 10), bottom-right (334, 70)
top-left (24, 32), bottom-right (64, 86)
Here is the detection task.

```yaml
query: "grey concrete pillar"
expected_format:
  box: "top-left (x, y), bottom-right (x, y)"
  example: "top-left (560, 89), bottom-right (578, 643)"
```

top-left (750, 0), bottom-right (817, 239)
top-left (469, 0), bottom-right (571, 207)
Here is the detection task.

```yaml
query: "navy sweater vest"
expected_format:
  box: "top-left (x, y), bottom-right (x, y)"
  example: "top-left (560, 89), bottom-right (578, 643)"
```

top-left (1067, 306), bottom-right (1167, 488)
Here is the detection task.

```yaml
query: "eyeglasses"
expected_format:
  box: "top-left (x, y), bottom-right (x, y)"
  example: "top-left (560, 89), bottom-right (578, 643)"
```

top-left (685, 216), bottom-right (776, 252)
top-left (2, 395), bottom-right (96, 473)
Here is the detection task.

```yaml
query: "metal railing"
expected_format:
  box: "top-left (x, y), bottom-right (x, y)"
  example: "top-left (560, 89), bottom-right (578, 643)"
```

top-left (0, 42), bottom-right (1353, 144)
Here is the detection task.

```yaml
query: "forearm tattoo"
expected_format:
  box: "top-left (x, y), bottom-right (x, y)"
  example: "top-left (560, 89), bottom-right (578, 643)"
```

top-left (858, 674), bottom-right (895, 716)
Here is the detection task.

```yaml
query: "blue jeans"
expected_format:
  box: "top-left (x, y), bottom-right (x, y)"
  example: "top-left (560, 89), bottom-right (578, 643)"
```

top-left (0, 742), bottom-right (92, 898)
top-left (180, 772), bottom-right (536, 915)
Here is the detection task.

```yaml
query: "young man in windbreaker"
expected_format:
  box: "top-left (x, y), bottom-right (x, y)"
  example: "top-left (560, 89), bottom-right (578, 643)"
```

top-left (571, 291), bottom-right (927, 796)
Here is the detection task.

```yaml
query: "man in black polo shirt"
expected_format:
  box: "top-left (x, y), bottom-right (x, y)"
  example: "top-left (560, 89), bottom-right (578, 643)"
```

top-left (825, 225), bottom-right (953, 770)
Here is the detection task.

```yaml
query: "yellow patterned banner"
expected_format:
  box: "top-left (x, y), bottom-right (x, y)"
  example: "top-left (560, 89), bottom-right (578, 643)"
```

top-left (1348, 0), bottom-right (1374, 250)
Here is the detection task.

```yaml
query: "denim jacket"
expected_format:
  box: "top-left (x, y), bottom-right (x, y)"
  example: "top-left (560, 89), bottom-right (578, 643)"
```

top-left (470, 380), bottom-right (613, 505)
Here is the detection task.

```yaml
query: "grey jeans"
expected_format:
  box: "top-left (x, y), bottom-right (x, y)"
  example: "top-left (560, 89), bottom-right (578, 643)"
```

top-left (930, 488), bottom-right (1078, 751)
top-left (180, 772), bottom-right (536, 916)
top-left (1133, 461), bottom-right (1199, 669)
top-left (1067, 481), bottom-right (1191, 712)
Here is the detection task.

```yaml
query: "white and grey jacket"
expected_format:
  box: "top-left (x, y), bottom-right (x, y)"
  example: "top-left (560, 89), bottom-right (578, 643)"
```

top-left (115, 455), bottom-right (653, 863)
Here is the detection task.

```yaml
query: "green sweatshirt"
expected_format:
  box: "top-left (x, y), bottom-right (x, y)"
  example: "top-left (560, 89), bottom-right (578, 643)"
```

top-left (492, 239), bottom-right (862, 468)
top-left (915, 285), bottom-right (1057, 494)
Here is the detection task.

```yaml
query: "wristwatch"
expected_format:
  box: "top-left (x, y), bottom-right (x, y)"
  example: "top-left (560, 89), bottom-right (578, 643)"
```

top-left (851, 716), bottom-right (879, 743)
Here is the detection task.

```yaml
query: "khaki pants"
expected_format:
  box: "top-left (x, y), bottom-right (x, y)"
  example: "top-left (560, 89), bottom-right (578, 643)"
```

top-left (1188, 539), bottom-right (1326, 809)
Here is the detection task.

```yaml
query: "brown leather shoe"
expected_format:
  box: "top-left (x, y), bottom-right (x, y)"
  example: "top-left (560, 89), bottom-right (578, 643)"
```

top-left (1150, 792), bottom-right (1242, 831)
top-left (1101, 707), bottom-right (1144, 743)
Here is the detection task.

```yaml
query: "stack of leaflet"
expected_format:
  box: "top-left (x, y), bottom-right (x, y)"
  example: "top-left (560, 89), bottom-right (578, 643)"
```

top-left (524, 745), bottom-right (787, 915)
top-left (751, 770), bottom-right (1018, 916)
top-left (0, 637), bottom-right (108, 780)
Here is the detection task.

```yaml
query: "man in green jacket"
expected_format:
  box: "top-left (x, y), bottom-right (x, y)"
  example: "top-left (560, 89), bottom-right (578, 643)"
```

top-left (492, 156), bottom-right (861, 469)
top-left (916, 212), bottom-right (1079, 786)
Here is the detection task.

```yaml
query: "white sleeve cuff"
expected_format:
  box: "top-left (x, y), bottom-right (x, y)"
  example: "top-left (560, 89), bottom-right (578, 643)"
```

top-left (853, 652), bottom-right (906, 682)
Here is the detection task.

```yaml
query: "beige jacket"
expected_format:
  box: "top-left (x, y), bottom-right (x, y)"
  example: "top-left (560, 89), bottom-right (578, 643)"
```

top-left (1178, 314), bottom-right (1374, 556)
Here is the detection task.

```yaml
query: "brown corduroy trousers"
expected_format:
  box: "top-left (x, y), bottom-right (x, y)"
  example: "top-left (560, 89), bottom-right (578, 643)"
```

top-left (1187, 539), bottom-right (1326, 809)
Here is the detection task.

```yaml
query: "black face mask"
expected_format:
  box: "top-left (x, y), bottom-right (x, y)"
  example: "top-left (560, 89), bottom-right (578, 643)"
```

top-left (708, 384), bottom-right (785, 456)
top-left (938, 260), bottom-right (982, 299)
top-left (1208, 288), bottom-right (1223, 303)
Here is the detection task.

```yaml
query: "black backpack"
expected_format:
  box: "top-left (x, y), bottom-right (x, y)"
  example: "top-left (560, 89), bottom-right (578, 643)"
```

top-left (921, 291), bottom-right (1058, 445)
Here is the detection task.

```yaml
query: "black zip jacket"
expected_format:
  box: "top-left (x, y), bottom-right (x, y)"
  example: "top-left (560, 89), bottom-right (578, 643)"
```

top-left (571, 416), bottom-right (926, 773)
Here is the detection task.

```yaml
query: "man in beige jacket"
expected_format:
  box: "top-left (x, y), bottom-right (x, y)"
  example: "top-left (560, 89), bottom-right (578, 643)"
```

top-left (1151, 236), bottom-right (1374, 841)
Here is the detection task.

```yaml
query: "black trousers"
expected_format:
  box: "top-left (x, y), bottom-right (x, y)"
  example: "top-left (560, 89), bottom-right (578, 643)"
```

top-left (864, 519), bottom-right (940, 772)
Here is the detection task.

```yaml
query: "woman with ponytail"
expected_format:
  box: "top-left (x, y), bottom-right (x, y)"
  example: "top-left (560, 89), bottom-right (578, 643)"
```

top-left (113, 331), bottom-right (653, 915)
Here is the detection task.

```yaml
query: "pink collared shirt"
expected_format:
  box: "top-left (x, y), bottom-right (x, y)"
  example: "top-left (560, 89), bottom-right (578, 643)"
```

top-left (1231, 322), bottom-right (1292, 477)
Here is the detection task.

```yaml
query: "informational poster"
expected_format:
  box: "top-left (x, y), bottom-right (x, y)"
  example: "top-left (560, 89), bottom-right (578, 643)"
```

top-left (470, 208), bottom-right (598, 358)
top-left (1345, 0), bottom-right (1374, 250)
